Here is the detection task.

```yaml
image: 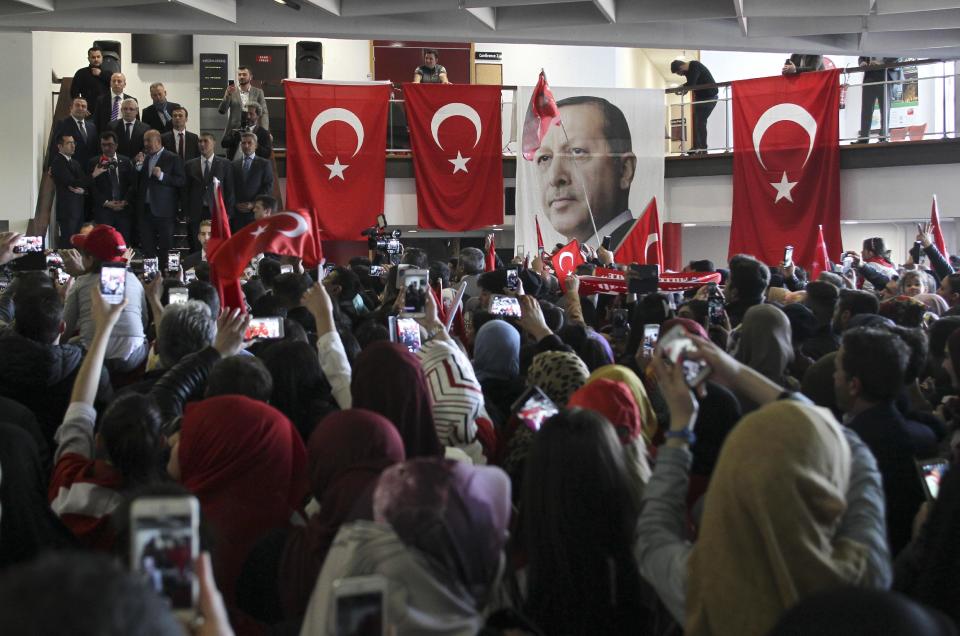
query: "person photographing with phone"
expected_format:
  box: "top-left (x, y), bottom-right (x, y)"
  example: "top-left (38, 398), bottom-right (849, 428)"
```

top-left (636, 332), bottom-right (891, 635)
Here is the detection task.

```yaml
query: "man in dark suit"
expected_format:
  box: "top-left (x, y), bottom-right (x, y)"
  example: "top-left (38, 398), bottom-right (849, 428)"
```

top-left (161, 106), bottom-right (200, 163)
top-left (184, 132), bottom-right (234, 250)
top-left (232, 132), bottom-right (274, 232)
top-left (134, 130), bottom-right (185, 269)
top-left (222, 102), bottom-right (272, 160)
top-left (858, 57), bottom-right (902, 144)
top-left (70, 47), bottom-right (110, 118)
top-left (110, 98), bottom-right (152, 160)
top-left (88, 131), bottom-right (136, 243)
top-left (50, 97), bottom-right (99, 170)
top-left (142, 82), bottom-right (181, 134)
top-left (50, 134), bottom-right (89, 248)
top-left (94, 72), bottom-right (137, 135)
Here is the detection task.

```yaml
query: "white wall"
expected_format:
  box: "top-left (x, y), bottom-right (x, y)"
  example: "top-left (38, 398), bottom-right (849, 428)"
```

top-left (1, 33), bottom-right (39, 233)
top-left (474, 42), bottom-right (618, 88)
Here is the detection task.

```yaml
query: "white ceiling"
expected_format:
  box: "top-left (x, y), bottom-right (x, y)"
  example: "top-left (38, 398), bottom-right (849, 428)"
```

top-left (1, 0), bottom-right (959, 58)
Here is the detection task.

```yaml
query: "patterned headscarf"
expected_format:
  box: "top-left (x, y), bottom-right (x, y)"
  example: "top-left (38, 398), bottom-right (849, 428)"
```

top-left (526, 351), bottom-right (590, 405)
top-left (417, 340), bottom-right (483, 446)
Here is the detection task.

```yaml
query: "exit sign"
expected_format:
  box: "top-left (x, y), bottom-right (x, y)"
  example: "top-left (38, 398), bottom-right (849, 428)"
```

top-left (256, 55), bottom-right (272, 63)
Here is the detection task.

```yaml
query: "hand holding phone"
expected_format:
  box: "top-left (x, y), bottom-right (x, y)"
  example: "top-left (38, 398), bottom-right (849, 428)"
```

top-left (333, 576), bottom-right (388, 636)
top-left (656, 325), bottom-right (711, 387)
top-left (401, 269), bottom-right (429, 317)
top-left (13, 235), bottom-right (43, 254)
top-left (244, 316), bottom-right (284, 341)
top-left (99, 263), bottom-right (127, 305)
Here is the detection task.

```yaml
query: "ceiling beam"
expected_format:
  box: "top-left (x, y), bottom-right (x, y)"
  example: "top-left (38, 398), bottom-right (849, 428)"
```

top-left (868, 8), bottom-right (960, 32)
top-left (617, 0), bottom-right (734, 24)
top-left (591, 0), bottom-right (615, 23)
top-left (339, 0), bottom-right (455, 17)
top-left (746, 16), bottom-right (864, 37)
top-left (18, 0), bottom-right (52, 10)
top-left (874, 0), bottom-right (960, 14)
top-left (466, 6), bottom-right (496, 29)
top-left (301, 0), bottom-right (340, 16)
top-left (496, 2), bottom-right (608, 30)
top-left (174, 0), bottom-right (235, 22)
top-left (463, 0), bottom-right (579, 6)
top-left (742, 0), bottom-right (871, 18)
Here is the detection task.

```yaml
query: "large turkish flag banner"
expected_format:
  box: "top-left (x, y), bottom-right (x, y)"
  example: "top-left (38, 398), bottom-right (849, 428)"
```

top-left (729, 69), bottom-right (842, 269)
top-left (285, 80), bottom-right (391, 240)
top-left (403, 84), bottom-right (503, 230)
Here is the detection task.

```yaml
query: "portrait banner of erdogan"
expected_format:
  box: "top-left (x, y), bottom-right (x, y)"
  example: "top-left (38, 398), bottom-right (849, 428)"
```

top-left (514, 86), bottom-right (664, 254)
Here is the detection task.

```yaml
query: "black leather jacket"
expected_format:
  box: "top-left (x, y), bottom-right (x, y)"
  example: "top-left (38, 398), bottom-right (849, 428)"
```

top-left (151, 346), bottom-right (221, 431)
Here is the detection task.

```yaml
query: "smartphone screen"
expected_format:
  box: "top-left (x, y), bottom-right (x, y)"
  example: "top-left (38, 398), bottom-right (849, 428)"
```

top-left (130, 498), bottom-right (199, 616)
top-left (228, 79), bottom-right (235, 86)
top-left (601, 235), bottom-right (612, 250)
top-left (489, 294), bottom-right (522, 318)
top-left (184, 269), bottom-right (197, 283)
top-left (167, 252), bottom-right (181, 271)
top-left (376, 214), bottom-right (387, 230)
top-left (402, 269), bottom-right (428, 316)
top-left (511, 386), bottom-right (559, 432)
top-left (917, 459), bottom-right (950, 500)
top-left (782, 245), bottom-right (794, 265)
top-left (99, 264), bottom-right (126, 304)
top-left (335, 589), bottom-right (384, 636)
top-left (13, 235), bottom-right (43, 254)
top-left (505, 268), bottom-right (519, 291)
top-left (280, 264), bottom-right (294, 274)
top-left (657, 325), bottom-right (710, 386)
top-left (244, 316), bottom-right (284, 341)
top-left (169, 288), bottom-right (189, 304)
top-left (395, 317), bottom-right (422, 353)
top-left (643, 324), bottom-right (660, 350)
top-left (369, 265), bottom-right (385, 278)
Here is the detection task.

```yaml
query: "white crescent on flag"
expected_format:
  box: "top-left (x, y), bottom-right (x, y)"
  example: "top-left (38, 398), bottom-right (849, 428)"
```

top-left (645, 233), bottom-right (658, 253)
top-left (275, 211), bottom-right (309, 238)
top-left (430, 102), bottom-right (482, 150)
top-left (310, 108), bottom-right (365, 157)
top-left (752, 103), bottom-right (817, 170)
top-left (557, 251), bottom-right (575, 271)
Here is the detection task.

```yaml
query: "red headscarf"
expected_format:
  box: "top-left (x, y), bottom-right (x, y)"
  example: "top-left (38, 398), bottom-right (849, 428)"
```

top-left (178, 395), bottom-right (308, 610)
top-left (662, 317), bottom-right (708, 340)
top-left (351, 341), bottom-right (443, 458)
top-left (567, 379), bottom-right (642, 444)
top-left (278, 409), bottom-right (405, 618)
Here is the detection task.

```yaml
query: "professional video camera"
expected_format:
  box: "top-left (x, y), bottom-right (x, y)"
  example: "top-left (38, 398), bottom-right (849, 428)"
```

top-left (361, 214), bottom-right (403, 263)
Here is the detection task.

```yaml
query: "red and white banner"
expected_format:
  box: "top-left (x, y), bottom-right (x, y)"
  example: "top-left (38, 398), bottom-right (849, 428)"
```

top-left (729, 69), bottom-right (842, 269)
top-left (207, 178), bottom-right (245, 312)
top-left (577, 269), bottom-right (722, 296)
top-left (614, 197), bottom-right (663, 269)
top-left (404, 84), bottom-right (504, 231)
top-left (284, 80), bottom-right (391, 240)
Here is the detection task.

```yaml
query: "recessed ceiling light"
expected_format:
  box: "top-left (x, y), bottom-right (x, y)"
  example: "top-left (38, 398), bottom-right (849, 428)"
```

top-left (492, 228), bottom-right (503, 232)
top-left (682, 223), bottom-right (697, 227)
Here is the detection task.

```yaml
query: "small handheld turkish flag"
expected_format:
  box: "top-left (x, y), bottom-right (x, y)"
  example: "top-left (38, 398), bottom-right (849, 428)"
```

top-left (210, 209), bottom-right (322, 281)
top-left (535, 215), bottom-right (545, 256)
top-left (206, 177), bottom-right (245, 312)
top-left (931, 194), bottom-right (949, 257)
top-left (550, 239), bottom-right (585, 285)
top-left (485, 233), bottom-right (497, 272)
top-left (810, 224), bottom-right (830, 281)
top-left (522, 70), bottom-right (560, 161)
top-left (614, 197), bottom-right (663, 270)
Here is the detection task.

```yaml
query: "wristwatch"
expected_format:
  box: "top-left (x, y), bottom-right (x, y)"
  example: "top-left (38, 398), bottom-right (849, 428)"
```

top-left (664, 427), bottom-right (696, 445)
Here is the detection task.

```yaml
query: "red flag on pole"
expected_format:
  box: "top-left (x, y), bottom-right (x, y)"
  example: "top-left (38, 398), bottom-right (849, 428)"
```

top-left (535, 215), bottom-right (545, 256)
top-left (403, 84), bottom-right (504, 231)
top-left (614, 198), bottom-right (664, 270)
top-left (810, 224), bottom-right (830, 281)
top-left (284, 80), bottom-right (391, 240)
top-left (521, 70), bottom-right (560, 161)
top-left (485, 234), bottom-right (497, 272)
top-left (931, 194), bottom-right (949, 257)
top-left (206, 177), bottom-right (245, 313)
top-left (728, 69), bottom-right (842, 267)
top-left (549, 239), bottom-right (584, 285)
top-left (209, 209), bottom-right (323, 281)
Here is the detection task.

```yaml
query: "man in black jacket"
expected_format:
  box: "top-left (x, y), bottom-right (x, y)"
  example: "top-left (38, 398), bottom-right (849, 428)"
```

top-left (134, 130), bottom-right (185, 269)
top-left (141, 82), bottom-right (180, 134)
top-left (70, 46), bottom-right (110, 117)
top-left (161, 106), bottom-right (200, 163)
top-left (671, 59), bottom-right (718, 154)
top-left (232, 132), bottom-right (274, 231)
top-left (222, 102), bottom-right (272, 160)
top-left (858, 57), bottom-right (901, 143)
top-left (0, 283), bottom-right (111, 451)
top-left (783, 54), bottom-right (825, 75)
top-left (109, 98), bottom-right (152, 159)
top-left (88, 131), bottom-right (136, 243)
top-left (50, 97), bottom-right (99, 170)
top-left (184, 132), bottom-right (234, 250)
top-left (50, 133), bottom-right (88, 248)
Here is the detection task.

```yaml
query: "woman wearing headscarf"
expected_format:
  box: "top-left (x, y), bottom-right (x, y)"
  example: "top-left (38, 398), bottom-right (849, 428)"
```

top-left (473, 320), bottom-right (523, 430)
top-left (916, 293), bottom-right (949, 317)
top-left (0, 422), bottom-right (75, 568)
top-left (733, 304), bottom-right (799, 405)
top-left (351, 341), bottom-right (443, 459)
top-left (519, 409), bottom-right (650, 635)
top-left (169, 395), bottom-right (309, 627)
top-left (637, 338), bottom-right (891, 636)
top-left (589, 365), bottom-right (658, 444)
top-left (300, 459), bottom-right (512, 636)
top-left (526, 351), bottom-right (590, 406)
top-left (278, 410), bottom-right (405, 620)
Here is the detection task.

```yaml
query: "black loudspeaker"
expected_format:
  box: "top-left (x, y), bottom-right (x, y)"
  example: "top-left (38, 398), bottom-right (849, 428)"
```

top-left (296, 41), bottom-right (322, 79)
top-left (94, 40), bottom-right (122, 76)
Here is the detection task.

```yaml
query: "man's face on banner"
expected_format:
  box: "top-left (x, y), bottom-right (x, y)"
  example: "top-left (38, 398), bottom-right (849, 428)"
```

top-left (535, 102), bottom-right (635, 242)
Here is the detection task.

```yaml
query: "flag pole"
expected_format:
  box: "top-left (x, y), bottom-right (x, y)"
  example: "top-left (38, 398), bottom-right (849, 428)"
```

top-left (557, 120), bottom-right (602, 248)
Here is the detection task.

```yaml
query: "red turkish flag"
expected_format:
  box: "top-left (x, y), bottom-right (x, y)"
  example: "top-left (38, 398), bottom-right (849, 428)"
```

top-left (206, 177), bottom-right (245, 312)
top-left (522, 70), bottom-right (560, 161)
top-left (614, 197), bottom-right (663, 270)
top-left (284, 80), bottom-right (391, 240)
top-left (729, 69), bottom-right (842, 269)
top-left (931, 194), bottom-right (949, 257)
top-left (549, 239), bottom-right (584, 285)
top-left (404, 84), bottom-right (503, 231)
top-left (209, 209), bottom-right (322, 281)
top-left (810, 224), bottom-right (830, 281)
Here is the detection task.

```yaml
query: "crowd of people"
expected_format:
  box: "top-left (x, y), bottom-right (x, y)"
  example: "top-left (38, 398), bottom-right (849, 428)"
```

top-left (1, 213), bottom-right (960, 636)
top-left (52, 46), bottom-right (274, 269)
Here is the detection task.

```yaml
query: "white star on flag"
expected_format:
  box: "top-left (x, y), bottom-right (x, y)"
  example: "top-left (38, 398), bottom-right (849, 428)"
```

top-left (251, 225), bottom-right (267, 238)
top-left (448, 151), bottom-right (470, 174)
top-left (770, 172), bottom-right (797, 203)
top-left (324, 156), bottom-right (349, 180)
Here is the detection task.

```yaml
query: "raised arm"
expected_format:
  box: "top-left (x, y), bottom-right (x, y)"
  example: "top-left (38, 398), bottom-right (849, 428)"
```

top-left (303, 283), bottom-right (353, 409)
top-left (71, 285), bottom-right (127, 406)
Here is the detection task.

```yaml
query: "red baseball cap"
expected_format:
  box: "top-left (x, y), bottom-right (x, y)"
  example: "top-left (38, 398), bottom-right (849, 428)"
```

top-left (71, 224), bottom-right (127, 262)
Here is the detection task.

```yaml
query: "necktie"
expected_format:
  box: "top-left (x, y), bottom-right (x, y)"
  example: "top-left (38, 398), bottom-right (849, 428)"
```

top-left (110, 161), bottom-right (120, 200)
top-left (77, 120), bottom-right (87, 142)
top-left (178, 132), bottom-right (185, 160)
top-left (126, 122), bottom-right (133, 141)
top-left (202, 158), bottom-right (209, 179)
top-left (243, 156), bottom-right (252, 173)
top-left (111, 95), bottom-right (120, 121)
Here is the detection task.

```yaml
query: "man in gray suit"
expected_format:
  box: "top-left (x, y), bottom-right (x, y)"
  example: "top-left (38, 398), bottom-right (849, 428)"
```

top-left (219, 66), bottom-right (269, 138)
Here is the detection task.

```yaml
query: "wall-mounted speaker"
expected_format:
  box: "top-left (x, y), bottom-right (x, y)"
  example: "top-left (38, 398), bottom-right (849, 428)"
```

top-left (93, 40), bottom-right (122, 76)
top-left (296, 41), bottom-right (322, 79)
